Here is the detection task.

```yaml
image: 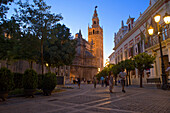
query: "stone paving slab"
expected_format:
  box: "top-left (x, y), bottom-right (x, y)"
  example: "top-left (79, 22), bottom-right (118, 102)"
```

top-left (0, 84), bottom-right (170, 113)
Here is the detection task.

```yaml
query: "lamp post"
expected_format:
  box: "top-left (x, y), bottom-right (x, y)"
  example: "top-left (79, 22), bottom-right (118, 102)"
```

top-left (148, 13), bottom-right (170, 89)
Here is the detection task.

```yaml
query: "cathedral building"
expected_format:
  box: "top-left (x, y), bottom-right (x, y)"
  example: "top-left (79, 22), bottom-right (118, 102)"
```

top-left (70, 7), bottom-right (103, 82)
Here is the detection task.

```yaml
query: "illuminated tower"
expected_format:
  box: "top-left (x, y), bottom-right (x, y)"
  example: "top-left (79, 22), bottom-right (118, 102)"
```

top-left (88, 6), bottom-right (103, 70)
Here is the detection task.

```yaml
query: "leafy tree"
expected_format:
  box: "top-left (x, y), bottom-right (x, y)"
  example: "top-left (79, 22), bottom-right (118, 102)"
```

top-left (0, 17), bottom-right (21, 68)
top-left (134, 52), bottom-right (155, 87)
top-left (14, 0), bottom-right (63, 74)
top-left (110, 64), bottom-right (121, 85)
top-left (43, 24), bottom-right (76, 72)
top-left (124, 59), bottom-right (135, 85)
top-left (0, 0), bottom-right (13, 23)
top-left (13, 33), bottom-right (41, 68)
top-left (96, 67), bottom-right (109, 81)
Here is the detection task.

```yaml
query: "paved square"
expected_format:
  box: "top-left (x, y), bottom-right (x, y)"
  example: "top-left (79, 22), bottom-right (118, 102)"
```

top-left (0, 84), bottom-right (170, 113)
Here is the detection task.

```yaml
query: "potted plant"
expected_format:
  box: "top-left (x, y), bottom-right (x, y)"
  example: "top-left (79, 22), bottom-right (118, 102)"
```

top-left (42, 73), bottom-right (57, 96)
top-left (0, 67), bottom-right (14, 101)
top-left (23, 69), bottom-right (38, 97)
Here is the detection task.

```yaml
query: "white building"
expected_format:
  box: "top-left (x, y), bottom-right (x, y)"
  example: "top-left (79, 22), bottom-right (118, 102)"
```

top-left (108, 52), bottom-right (115, 65)
top-left (113, 0), bottom-right (170, 84)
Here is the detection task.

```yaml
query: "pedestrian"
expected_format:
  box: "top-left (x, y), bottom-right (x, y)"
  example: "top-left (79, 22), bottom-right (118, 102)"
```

top-left (77, 77), bottom-right (80, 89)
top-left (93, 75), bottom-right (97, 88)
top-left (100, 76), bottom-right (104, 87)
top-left (119, 68), bottom-right (127, 93)
top-left (105, 76), bottom-right (108, 87)
top-left (109, 71), bottom-right (114, 93)
top-left (165, 62), bottom-right (170, 84)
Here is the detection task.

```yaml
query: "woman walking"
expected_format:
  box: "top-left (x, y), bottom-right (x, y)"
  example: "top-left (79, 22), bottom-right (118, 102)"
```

top-left (109, 71), bottom-right (114, 93)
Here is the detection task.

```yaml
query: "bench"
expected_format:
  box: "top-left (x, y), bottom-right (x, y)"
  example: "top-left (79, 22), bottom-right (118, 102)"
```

top-left (147, 78), bottom-right (161, 88)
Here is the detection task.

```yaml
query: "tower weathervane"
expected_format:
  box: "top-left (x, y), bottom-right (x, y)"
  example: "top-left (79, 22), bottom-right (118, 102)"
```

top-left (95, 6), bottom-right (98, 9)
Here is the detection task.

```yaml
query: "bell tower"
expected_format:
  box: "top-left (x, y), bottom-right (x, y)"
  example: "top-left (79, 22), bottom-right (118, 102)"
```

top-left (88, 6), bottom-right (103, 70)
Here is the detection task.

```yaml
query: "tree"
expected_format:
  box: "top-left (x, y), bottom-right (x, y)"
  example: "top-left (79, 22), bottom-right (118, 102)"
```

top-left (110, 64), bottom-right (121, 85)
top-left (13, 33), bottom-right (41, 69)
top-left (43, 24), bottom-right (76, 72)
top-left (134, 52), bottom-right (155, 87)
top-left (15, 0), bottom-right (63, 74)
top-left (96, 67), bottom-right (109, 81)
top-left (0, 0), bottom-right (13, 23)
top-left (0, 17), bottom-right (21, 68)
top-left (124, 59), bottom-right (135, 85)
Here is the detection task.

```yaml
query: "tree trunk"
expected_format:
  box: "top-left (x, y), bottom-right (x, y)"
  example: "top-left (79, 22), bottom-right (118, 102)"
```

top-left (49, 66), bottom-right (51, 72)
top-left (41, 36), bottom-right (44, 75)
top-left (140, 70), bottom-right (143, 88)
top-left (126, 71), bottom-right (128, 86)
top-left (6, 59), bottom-right (9, 69)
top-left (129, 70), bottom-right (131, 85)
top-left (114, 75), bottom-right (117, 86)
top-left (30, 61), bottom-right (33, 69)
top-left (58, 66), bottom-right (60, 76)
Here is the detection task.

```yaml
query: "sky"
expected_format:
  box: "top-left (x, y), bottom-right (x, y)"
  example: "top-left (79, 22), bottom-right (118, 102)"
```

top-left (8, 0), bottom-right (150, 66)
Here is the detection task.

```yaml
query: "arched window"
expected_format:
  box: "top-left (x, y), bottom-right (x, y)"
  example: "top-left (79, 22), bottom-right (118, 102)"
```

top-left (93, 30), bottom-right (95, 34)
top-left (94, 21), bottom-right (96, 24)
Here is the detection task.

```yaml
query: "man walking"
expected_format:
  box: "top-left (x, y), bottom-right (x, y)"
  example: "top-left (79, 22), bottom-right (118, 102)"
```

top-left (119, 68), bottom-right (127, 93)
top-left (109, 71), bottom-right (114, 93)
top-left (93, 75), bottom-right (97, 88)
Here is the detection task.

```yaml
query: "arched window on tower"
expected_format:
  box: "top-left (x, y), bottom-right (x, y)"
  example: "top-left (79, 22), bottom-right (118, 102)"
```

top-left (94, 21), bottom-right (96, 24)
top-left (97, 31), bottom-right (99, 34)
top-left (93, 30), bottom-right (95, 34)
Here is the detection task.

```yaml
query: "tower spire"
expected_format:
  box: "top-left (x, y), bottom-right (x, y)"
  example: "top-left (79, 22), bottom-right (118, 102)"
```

top-left (93, 6), bottom-right (98, 18)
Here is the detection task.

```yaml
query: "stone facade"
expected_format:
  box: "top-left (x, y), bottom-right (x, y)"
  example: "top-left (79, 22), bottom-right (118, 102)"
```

top-left (113, 0), bottom-right (170, 85)
top-left (88, 7), bottom-right (103, 71)
top-left (70, 7), bottom-right (103, 82)
top-left (70, 30), bottom-right (98, 82)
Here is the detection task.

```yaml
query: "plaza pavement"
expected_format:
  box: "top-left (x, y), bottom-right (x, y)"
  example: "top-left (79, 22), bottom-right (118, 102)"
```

top-left (0, 84), bottom-right (170, 113)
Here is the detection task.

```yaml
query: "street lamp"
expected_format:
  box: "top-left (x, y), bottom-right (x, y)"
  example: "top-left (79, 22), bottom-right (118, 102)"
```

top-left (148, 13), bottom-right (170, 89)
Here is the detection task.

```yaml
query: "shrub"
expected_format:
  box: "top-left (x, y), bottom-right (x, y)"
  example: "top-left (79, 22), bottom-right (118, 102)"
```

top-left (13, 73), bottom-right (24, 89)
top-left (42, 73), bottom-right (57, 91)
top-left (23, 69), bottom-right (38, 89)
top-left (9, 88), bottom-right (24, 95)
top-left (0, 67), bottom-right (14, 91)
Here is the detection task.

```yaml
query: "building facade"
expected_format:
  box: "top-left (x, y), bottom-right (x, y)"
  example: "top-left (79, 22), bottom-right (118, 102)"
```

top-left (113, 0), bottom-right (170, 84)
top-left (88, 7), bottom-right (104, 71)
top-left (69, 7), bottom-right (104, 82)
top-left (108, 52), bottom-right (115, 65)
top-left (70, 30), bottom-right (98, 82)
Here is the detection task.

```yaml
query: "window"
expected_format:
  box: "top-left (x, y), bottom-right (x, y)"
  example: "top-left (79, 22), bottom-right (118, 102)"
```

top-left (97, 31), bottom-right (99, 34)
top-left (162, 28), bottom-right (168, 40)
top-left (93, 30), bottom-right (95, 34)
top-left (94, 21), bottom-right (96, 24)
top-left (125, 51), bottom-right (127, 60)
top-left (121, 54), bottom-right (123, 61)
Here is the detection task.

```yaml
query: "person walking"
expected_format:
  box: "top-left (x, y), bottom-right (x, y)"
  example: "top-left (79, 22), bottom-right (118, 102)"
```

top-left (101, 76), bottom-right (104, 87)
top-left (93, 75), bottom-right (97, 88)
top-left (77, 77), bottom-right (80, 89)
top-left (105, 76), bottom-right (108, 87)
top-left (109, 71), bottom-right (114, 93)
top-left (119, 68), bottom-right (127, 93)
top-left (165, 62), bottom-right (170, 84)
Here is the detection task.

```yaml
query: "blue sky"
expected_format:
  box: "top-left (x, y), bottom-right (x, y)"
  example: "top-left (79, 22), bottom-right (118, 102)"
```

top-left (8, 0), bottom-right (150, 66)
